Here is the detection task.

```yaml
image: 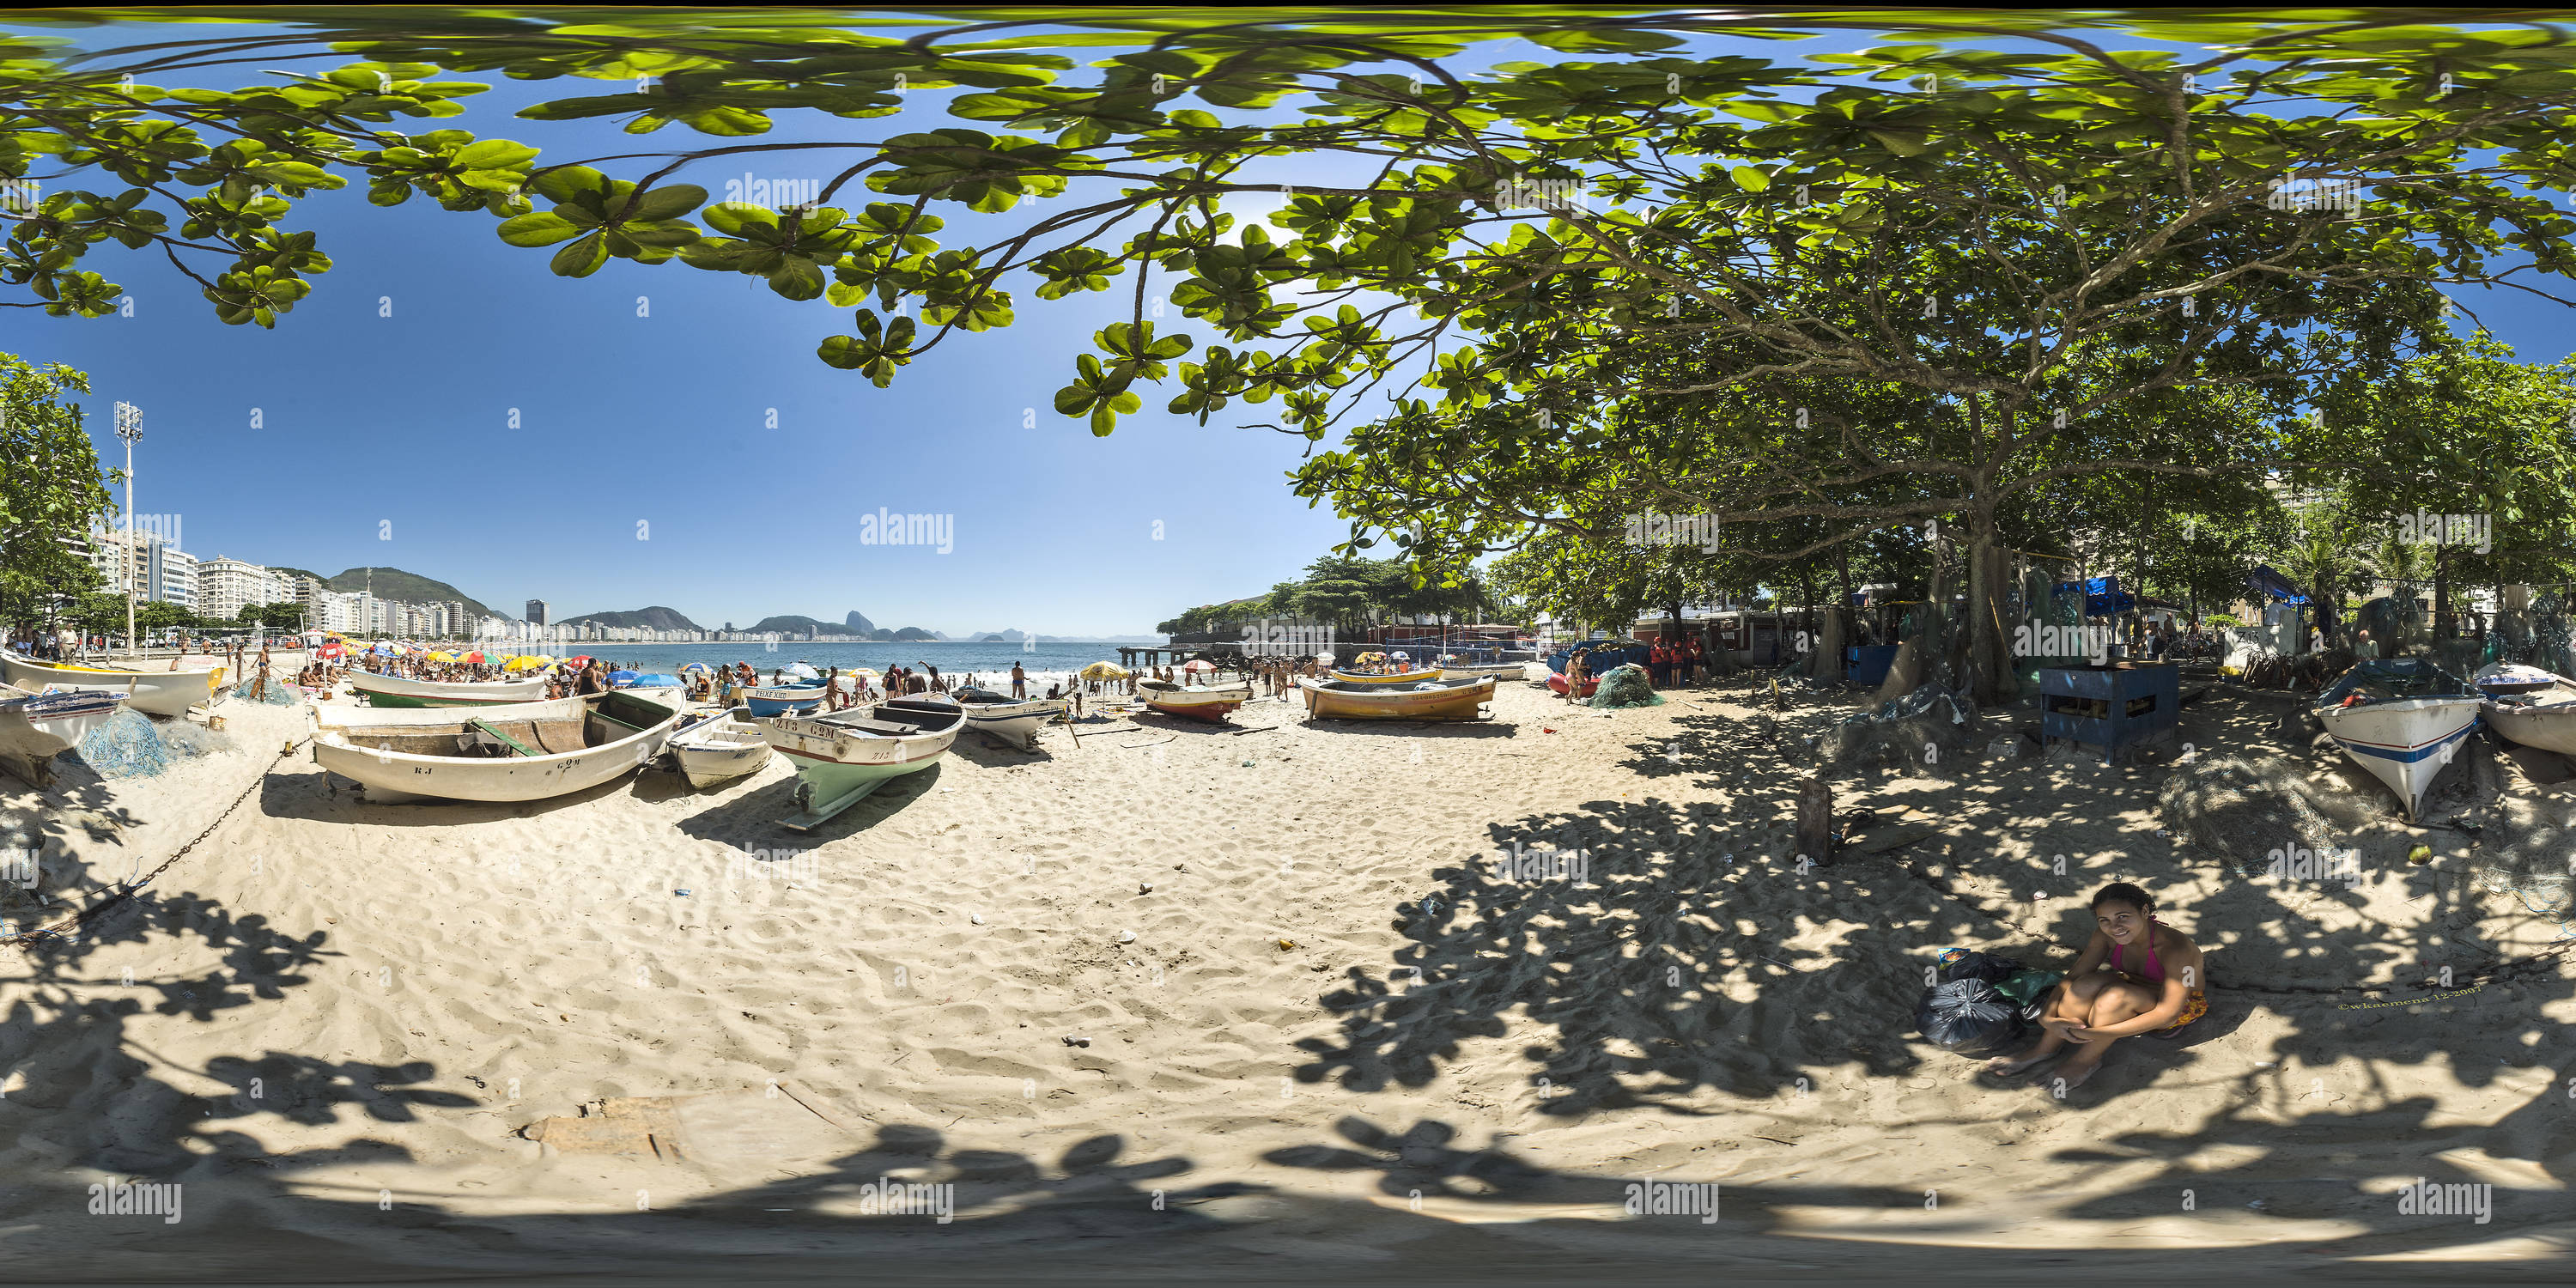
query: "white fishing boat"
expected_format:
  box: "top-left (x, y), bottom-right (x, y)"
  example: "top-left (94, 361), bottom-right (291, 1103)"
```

top-left (0, 653), bottom-right (223, 717)
top-left (2477, 667), bottom-right (2576, 756)
top-left (1138, 677), bottom-right (1253, 721)
top-left (762, 696), bottom-right (964, 831)
top-left (348, 668), bottom-right (550, 708)
top-left (2472, 660), bottom-right (2560, 696)
top-left (2314, 659), bottom-right (2482, 820)
top-left (0, 684), bottom-right (126, 786)
top-left (312, 690), bottom-right (683, 804)
top-left (667, 705), bottom-right (773, 789)
top-left (1434, 660), bottom-right (1530, 682)
top-left (951, 686), bottom-right (1066, 750)
top-left (1302, 673), bottom-right (1497, 720)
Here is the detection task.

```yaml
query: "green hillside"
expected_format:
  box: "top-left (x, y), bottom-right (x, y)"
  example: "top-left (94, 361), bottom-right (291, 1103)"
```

top-left (562, 605), bottom-right (703, 633)
top-left (325, 567), bottom-right (497, 620)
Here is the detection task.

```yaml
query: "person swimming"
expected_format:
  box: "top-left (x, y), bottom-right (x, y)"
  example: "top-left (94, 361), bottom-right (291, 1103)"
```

top-left (1984, 881), bottom-right (2209, 1091)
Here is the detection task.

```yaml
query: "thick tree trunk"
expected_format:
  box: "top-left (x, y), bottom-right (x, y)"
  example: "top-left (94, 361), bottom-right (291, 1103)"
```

top-left (2433, 546), bottom-right (2452, 639)
top-left (1967, 507), bottom-right (2013, 705)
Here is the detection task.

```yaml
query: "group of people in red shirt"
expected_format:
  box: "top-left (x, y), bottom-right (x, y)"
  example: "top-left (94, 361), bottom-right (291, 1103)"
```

top-left (1646, 635), bottom-right (1707, 688)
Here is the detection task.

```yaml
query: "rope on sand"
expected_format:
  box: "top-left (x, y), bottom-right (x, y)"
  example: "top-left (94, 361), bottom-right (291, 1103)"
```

top-left (3, 735), bottom-right (307, 950)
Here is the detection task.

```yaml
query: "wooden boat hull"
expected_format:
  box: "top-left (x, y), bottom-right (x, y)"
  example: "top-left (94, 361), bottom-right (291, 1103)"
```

top-left (956, 695), bottom-right (1066, 750)
top-left (762, 697), bottom-right (963, 830)
top-left (1302, 675), bottom-right (1496, 720)
top-left (746, 682), bottom-right (830, 718)
top-left (2473, 662), bottom-right (2561, 697)
top-left (0, 687), bottom-right (125, 783)
top-left (668, 707), bottom-right (773, 788)
top-left (313, 690), bottom-right (682, 803)
top-left (1436, 663), bottom-right (1529, 682)
top-left (2482, 680), bottom-right (2576, 756)
top-left (0, 654), bottom-right (222, 717)
top-left (349, 669), bottom-right (550, 708)
top-left (1328, 669), bottom-right (1434, 685)
top-left (2317, 693), bottom-right (2481, 819)
top-left (1139, 680), bottom-right (1251, 721)
top-left (1546, 672), bottom-right (1600, 698)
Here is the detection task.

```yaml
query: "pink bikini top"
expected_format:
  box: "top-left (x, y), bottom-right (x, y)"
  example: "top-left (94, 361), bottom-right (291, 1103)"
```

top-left (2109, 917), bottom-right (2165, 982)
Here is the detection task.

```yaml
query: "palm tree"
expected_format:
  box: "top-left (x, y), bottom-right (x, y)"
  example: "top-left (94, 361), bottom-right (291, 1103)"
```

top-left (2281, 528), bottom-right (2351, 647)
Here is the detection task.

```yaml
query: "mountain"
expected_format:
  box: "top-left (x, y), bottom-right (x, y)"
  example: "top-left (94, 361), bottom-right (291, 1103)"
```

top-left (562, 605), bottom-right (702, 633)
top-left (319, 567), bottom-right (496, 620)
top-left (268, 565), bottom-right (325, 586)
top-left (969, 629), bottom-right (1029, 643)
top-left (746, 614), bottom-right (868, 636)
top-left (845, 610), bottom-right (876, 634)
top-left (891, 626), bottom-right (938, 642)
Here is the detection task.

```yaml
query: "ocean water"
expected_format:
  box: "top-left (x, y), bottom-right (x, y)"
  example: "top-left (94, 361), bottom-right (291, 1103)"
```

top-left (512, 640), bottom-right (1161, 680)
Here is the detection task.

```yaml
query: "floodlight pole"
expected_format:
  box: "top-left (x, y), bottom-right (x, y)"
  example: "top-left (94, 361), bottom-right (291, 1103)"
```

top-left (113, 401), bottom-right (142, 659)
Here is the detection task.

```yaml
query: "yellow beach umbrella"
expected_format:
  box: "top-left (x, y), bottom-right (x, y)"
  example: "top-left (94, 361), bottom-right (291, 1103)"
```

top-left (1081, 661), bottom-right (1129, 680)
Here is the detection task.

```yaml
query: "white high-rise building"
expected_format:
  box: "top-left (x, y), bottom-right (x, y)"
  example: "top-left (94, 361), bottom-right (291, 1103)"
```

top-left (87, 526), bottom-right (197, 610)
top-left (198, 558), bottom-right (283, 622)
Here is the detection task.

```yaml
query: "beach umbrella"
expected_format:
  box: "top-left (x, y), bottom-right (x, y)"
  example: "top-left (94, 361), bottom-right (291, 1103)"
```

top-left (679, 661), bottom-right (711, 673)
top-left (1391, 651), bottom-right (1409, 660)
top-left (787, 662), bottom-right (820, 679)
top-left (1314, 650), bottom-right (1335, 661)
top-left (623, 672), bottom-right (680, 688)
top-left (1183, 659), bottom-right (1217, 672)
top-left (462, 651), bottom-right (486, 664)
top-left (1081, 661), bottom-right (1129, 680)
top-left (567, 655), bottom-right (592, 667)
top-left (607, 669), bottom-right (641, 684)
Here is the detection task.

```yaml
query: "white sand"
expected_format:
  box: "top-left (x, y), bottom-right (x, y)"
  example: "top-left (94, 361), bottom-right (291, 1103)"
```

top-left (0, 670), bottom-right (2567, 1279)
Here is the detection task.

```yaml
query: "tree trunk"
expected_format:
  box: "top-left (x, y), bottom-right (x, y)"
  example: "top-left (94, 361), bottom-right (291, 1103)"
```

top-left (1795, 772), bottom-right (1835, 868)
top-left (2433, 545), bottom-right (2452, 639)
top-left (1967, 507), bottom-right (2012, 705)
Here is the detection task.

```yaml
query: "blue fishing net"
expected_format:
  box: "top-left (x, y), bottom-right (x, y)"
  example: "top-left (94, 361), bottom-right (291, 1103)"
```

top-left (228, 673), bottom-right (301, 705)
top-left (72, 708), bottom-right (228, 779)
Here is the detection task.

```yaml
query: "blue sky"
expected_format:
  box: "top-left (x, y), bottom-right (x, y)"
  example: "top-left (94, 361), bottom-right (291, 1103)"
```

top-left (10, 17), bottom-right (2575, 635)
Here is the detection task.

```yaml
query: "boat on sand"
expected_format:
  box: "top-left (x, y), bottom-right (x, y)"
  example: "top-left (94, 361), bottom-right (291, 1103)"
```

top-left (0, 684), bottom-right (125, 786)
top-left (667, 705), bottom-right (774, 788)
top-left (313, 690), bottom-right (683, 804)
top-left (0, 654), bottom-right (224, 717)
top-left (348, 669), bottom-right (550, 708)
top-left (2476, 665), bottom-right (2576, 757)
top-left (762, 696), bottom-right (964, 830)
top-left (952, 687), bottom-right (1066, 750)
top-left (1301, 673), bottom-right (1496, 720)
top-left (2314, 659), bottom-right (2482, 820)
top-left (1138, 678), bottom-right (1252, 721)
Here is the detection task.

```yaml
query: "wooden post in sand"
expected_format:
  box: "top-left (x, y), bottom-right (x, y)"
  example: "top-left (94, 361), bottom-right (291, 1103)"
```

top-left (1795, 772), bottom-right (1835, 868)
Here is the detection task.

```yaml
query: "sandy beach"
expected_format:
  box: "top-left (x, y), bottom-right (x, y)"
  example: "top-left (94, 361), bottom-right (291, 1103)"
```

top-left (2, 663), bottom-right (2568, 1282)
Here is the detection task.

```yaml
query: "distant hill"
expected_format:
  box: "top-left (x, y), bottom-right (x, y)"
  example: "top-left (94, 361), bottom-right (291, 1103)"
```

top-left (268, 565), bottom-right (325, 586)
top-left (562, 605), bottom-right (702, 633)
top-left (321, 567), bottom-right (496, 620)
top-left (845, 610), bottom-right (876, 634)
top-left (747, 614), bottom-right (868, 636)
top-left (891, 626), bottom-right (938, 642)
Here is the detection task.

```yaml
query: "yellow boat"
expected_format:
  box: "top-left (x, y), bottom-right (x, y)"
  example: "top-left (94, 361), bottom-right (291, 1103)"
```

top-left (0, 655), bottom-right (226, 716)
top-left (1327, 668), bottom-right (1438, 685)
top-left (1301, 674), bottom-right (1496, 720)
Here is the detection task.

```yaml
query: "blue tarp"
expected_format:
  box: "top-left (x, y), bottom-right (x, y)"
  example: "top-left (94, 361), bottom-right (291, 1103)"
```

top-left (2052, 576), bottom-right (2136, 617)
top-left (2246, 564), bottom-right (2311, 605)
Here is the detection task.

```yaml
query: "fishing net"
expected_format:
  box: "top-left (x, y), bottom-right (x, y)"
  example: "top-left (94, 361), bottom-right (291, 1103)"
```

top-left (1586, 664), bottom-right (1665, 708)
top-left (228, 673), bottom-right (302, 706)
top-left (2159, 752), bottom-right (2379, 875)
top-left (1817, 680), bottom-right (1979, 770)
top-left (2533, 590), bottom-right (2575, 677)
top-left (73, 708), bottom-right (228, 779)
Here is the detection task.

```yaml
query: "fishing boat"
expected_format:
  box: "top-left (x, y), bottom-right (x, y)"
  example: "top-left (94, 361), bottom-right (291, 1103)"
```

top-left (1138, 677), bottom-right (1253, 722)
top-left (2314, 659), bottom-right (2483, 820)
top-left (2476, 666), bottom-right (2576, 756)
top-left (2472, 661), bottom-right (2560, 697)
top-left (312, 690), bottom-right (683, 804)
top-left (1435, 659), bottom-right (1530, 683)
top-left (745, 678), bottom-right (831, 718)
top-left (1302, 673), bottom-right (1497, 721)
top-left (1327, 668), bottom-right (1438, 685)
top-left (666, 705), bottom-right (774, 789)
top-left (348, 668), bottom-right (550, 708)
top-left (0, 684), bottom-right (125, 785)
top-left (0, 654), bottom-right (224, 717)
top-left (952, 686), bottom-right (1066, 750)
top-left (762, 695), bottom-right (964, 830)
top-left (1545, 671), bottom-right (1601, 699)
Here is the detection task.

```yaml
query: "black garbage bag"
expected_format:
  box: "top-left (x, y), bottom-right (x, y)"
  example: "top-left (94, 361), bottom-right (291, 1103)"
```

top-left (1935, 949), bottom-right (2022, 986)
top-left (1915, 978), bottom-right (2029, 1056)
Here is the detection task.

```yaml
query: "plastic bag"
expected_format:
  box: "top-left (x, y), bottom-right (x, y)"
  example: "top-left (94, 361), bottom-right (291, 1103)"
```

top-left (1935, 949), bottom-right (2021, 985)
top-left (1992, 969), bottom-right (2064, 1011)
top-left (1916, 979), bottom-right (2028, 1056)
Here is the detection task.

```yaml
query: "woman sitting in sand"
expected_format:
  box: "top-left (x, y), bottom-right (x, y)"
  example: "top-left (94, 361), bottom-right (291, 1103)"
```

top-left (1984, 882), bottom-right (2208, 1090)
